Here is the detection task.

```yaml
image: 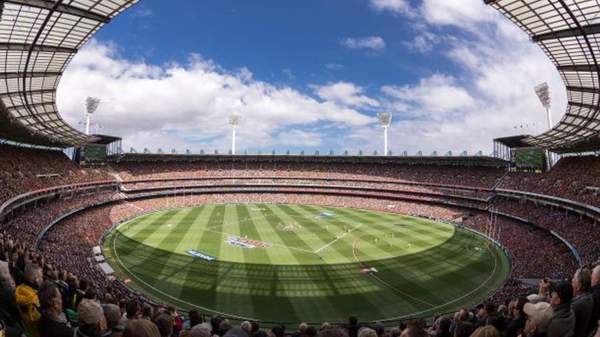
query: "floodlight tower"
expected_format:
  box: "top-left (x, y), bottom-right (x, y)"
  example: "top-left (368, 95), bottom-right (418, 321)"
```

top-left (84, 97), bottom-right (101, 135)
top-left (229, 113), bottom-right (240, 155)
top-left (377, 112), bottom-right (392, 156)
top-left (534, 83), bottom-right (552, 130)
top-left (534, 82), bottom-right (553, 168)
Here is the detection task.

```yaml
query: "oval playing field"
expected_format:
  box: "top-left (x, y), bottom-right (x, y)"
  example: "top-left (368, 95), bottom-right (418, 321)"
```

top-left (103, 204), bottom-right (510, 323)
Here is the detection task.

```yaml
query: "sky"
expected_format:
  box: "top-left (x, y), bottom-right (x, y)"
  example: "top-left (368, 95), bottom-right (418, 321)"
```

top-left (56, 0), bottom-right (566, 155)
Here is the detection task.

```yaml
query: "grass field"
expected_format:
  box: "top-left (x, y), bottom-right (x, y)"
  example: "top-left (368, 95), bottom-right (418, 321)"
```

top-left (104, 204), bottom-right (510, 324)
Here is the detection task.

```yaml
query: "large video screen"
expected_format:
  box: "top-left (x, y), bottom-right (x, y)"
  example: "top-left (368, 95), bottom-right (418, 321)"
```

top-left (83, 144), bottom-right (107, 163)
top-left (514, 147), bottom-right (545, 169)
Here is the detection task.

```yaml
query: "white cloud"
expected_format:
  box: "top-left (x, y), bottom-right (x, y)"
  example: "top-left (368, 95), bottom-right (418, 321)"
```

top-left (382, 74), bottom-right (475, 117)
top-left (421, 0), bottom-right (495, 27)
top-left (313, 82), bottom-right (380, 108)
top-left (275, 129), bottom-right (322, 147)
top-left (404, 31), bottom-right (439, 53)
top-left (370, 0), bottom-right (411, 15)
top-left (57, 40), bottom-right (373, 152)
top-left (340, 36), bottom-right (386, 51)
top-left (362, 0), bottom-right (567, 154)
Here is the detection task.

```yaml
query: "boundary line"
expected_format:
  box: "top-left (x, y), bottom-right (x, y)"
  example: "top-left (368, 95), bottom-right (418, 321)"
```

top-left (106, 204), bottom-right (507, 323)
top-left (110, 230), bottom-right (260, 322)
top-left (350, 228), bottom-right (502, 321)
top-left (315, 223), bottom-right (364, 253)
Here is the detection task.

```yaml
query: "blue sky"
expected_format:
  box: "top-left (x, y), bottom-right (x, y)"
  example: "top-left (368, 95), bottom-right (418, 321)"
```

top-left (57, 0), bottom-right (566, 154)
top-left (97, 0), bottom-right (453, 94)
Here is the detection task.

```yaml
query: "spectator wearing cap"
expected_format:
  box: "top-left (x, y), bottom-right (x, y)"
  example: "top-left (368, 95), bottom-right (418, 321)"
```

top-left (15, 263), bottom-right (43, 337)
top-left (523, 301), bottom-right (553, 337)
top-left (76, 299), bottom-right (109, 337)
top-left (591, 266), bottom-right (600, 331)
top-left (571, 268), bottom-right (594, 337)
top-left (545, 280), bottom-right (575, 337)
top-left (38, 281), bottom-right (73, 337)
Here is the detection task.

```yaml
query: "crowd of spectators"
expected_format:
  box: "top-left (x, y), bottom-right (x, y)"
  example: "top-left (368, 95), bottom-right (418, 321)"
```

top-left (1, 192), bottom-right (120, 248)
top-left (461, 213), bottom-right (577, 279)
top-left (492, 198), bottom-right (600, 266)
top-left (121, 179), bottom-right (494, 201)
top-left (500, 156), bottom-right (600, 207)
top-left (0, 144), bottom-right (114, 205)
top-left (113, 161), bottom-right (505, 189)
top-left (2, 147), bottom-right (600, 337)
top-left (1, 224), bottom-right (599, 337)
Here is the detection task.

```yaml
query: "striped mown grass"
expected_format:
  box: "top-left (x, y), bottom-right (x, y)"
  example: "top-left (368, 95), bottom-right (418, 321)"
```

top-left (104, 204), bottom-right (510, 324)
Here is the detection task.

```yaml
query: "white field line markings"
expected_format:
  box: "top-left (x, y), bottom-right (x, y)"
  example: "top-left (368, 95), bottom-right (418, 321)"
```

top-left (202, 228), bottom-right (317, 255)
top-left (351, 238), bottom-right (436, 308)
top-left (351, 231), bottom-right (501, 321)
top-left (110, 232), bottom-right (260, 321)
top-left (314, 223), bottom-right (365, 254)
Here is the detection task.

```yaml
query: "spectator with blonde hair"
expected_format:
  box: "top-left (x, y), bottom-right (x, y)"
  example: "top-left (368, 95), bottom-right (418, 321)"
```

top-left (470, 326), bottom-right (499, 337)
top-left (15, 263), bottom-right (43, 337)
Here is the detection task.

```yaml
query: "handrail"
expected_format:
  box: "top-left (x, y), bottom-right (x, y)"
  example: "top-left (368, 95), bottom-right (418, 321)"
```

top-left (0, 180), bottom-right (118, 220)
top-left (496, 188), bottom-right (600, 221)
top-left (121, 176), bottom-right (495, 192)
top-left (122, 182), bottom-right (490, 203)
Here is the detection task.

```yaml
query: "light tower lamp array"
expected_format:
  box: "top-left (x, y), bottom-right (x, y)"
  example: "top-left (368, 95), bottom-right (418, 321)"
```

top-left (377, 112), bottom-right (392, 156)
top-left (229, 113), bottom-right (241, 155)
top-left (534, 82), bottom-right (552, 130)
top-left (85, 97), bottom-right (101, 135)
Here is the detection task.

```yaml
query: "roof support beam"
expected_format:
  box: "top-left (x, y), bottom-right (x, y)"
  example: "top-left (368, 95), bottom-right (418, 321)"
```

top-left (0, 71), bottom-right (62, 80)
top-left (0, 89), bottom-right (55, 98)
top-left (6, 102), bottom-right (54, 112)
top-left (557, 64), bottom-right (600, 72)
top-left (566, 86), bottom-right (599, 94)
top-left (532, 23), bottom-right (600, 42)
top-left (4, 0), bottom-right (111, 23)
top-left (0, 42), bottom-right (77, 54)
top-left (569, 101), bottom-right (600, 111)
top-left (558, 120), bottom-right (598, 132)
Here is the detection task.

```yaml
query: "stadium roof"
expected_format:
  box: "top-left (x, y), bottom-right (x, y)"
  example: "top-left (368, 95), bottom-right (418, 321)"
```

top-left (493, 135), bottom-right (532, 148)
top-left (0, 0), bottom-right (137, 147)
top-left (486, 0), bottom-right (600, 154)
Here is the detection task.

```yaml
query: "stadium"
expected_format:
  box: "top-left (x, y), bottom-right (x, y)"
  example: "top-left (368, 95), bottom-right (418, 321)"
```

top-left (0, 1), bottom-right (599, 337)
